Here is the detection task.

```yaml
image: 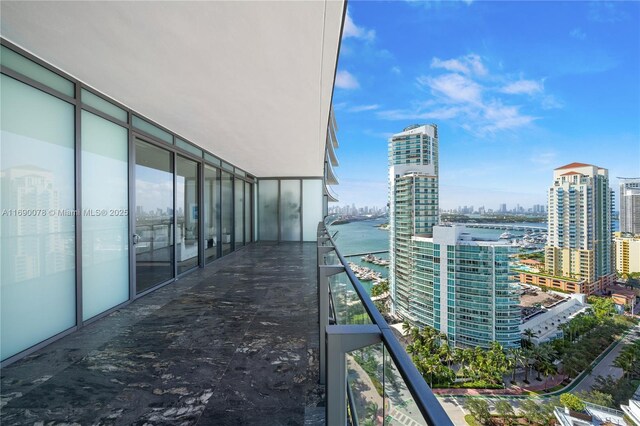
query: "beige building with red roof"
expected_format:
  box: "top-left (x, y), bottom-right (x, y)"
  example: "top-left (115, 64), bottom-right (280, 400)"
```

top-left (542, 163), bottom-right (615, 294)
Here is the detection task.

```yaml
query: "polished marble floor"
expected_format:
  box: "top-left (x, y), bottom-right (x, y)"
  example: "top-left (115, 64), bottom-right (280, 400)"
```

top-left (0, 243), bottom-right (323, 425)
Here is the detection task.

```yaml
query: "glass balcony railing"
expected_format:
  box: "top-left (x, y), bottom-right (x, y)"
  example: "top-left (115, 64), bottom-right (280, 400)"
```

top-left (317, 222), bottom-right (452, 426)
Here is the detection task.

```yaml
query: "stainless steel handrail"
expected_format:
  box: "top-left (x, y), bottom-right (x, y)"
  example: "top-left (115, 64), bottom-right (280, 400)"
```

top-left (319, 222), bottom-right (452, 426)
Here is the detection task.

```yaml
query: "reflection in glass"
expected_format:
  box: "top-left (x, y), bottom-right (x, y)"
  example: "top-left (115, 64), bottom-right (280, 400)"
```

top-left (204, 165), bottom-right (220, 263)
top-left (1, 74), bottom-right (76, 361)
top-left (281, 180), bottom-right (301, 241)
top-left (135, 139), bottom-right (174, 293)
top-left (235, 178), bottom-right (244, 249)
top-left (176, 156), bottom-right (199, 274)
top-left (302, 179), bottom-right (323, 241)
top-left (81, 111), bottom-right (129, 320)
top-left (221, 171), bottom-right (233, 255)
top-left (258, 180), bottom-right (278, 240)
top-left (244, 181), bottom-right (252, 243)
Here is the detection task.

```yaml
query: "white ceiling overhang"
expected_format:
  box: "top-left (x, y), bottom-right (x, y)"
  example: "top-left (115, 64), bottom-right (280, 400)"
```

top-left (0, 1), bottom-right (345, 177)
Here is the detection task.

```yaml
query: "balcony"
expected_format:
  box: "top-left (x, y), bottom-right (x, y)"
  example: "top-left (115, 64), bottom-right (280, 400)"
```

top-left (1, 230), bottom-right (451, 425)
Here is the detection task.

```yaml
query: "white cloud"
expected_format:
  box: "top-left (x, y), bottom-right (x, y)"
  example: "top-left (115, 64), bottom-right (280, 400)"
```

top-left (378, 53), bottom-right (550, 135)
top-left (377, 106), bottom-right (463, 121)
top-left (500, 79), bottom-right (543, 95)
top-left (348, 104), bottom-right (380, 113)
top-left (335, 70), bottom-right (360, 90)
top-left (391, 66), bottom-right (402, 75)
top-left (343, 9), bottom-right (375, 42)
top-left (419, 73), bottom-right (482, 103)
top-left (431, 54), bottom-right (487, 76)
top-left (481, 102), bottom-right (537, 133)
top-left (570, 28), bottom-right (586, 40)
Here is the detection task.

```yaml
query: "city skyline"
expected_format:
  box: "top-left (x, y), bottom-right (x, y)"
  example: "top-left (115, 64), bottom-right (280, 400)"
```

top-left (333, 1), bottom-right (640, 210)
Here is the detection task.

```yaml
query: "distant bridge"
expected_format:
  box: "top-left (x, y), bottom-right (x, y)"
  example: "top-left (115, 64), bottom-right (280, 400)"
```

top-left (449, 223), bottom-right (547, 232)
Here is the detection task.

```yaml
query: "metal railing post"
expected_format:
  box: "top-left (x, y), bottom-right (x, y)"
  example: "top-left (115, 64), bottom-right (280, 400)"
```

top-left (326, 324), bottom-right (382, 426)
top-left (318, 264), bottom-right (344, 385)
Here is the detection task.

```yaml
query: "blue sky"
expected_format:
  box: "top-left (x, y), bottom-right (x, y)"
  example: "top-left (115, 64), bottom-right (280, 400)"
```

top-left (332, 0), bottom-right (640, 211)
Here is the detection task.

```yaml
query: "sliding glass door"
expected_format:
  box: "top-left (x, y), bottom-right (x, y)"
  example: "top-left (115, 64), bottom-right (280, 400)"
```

top-left (134, 139), bottom-right (174, 293)
top-left (176, 156), bottom-right (199, 274)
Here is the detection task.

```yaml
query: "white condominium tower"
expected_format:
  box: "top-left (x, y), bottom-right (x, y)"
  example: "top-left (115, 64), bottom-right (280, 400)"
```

top-left (546, 163), bottom-right (615, 294)
top-left (388, 125), bottom-right (520, 348)
top-left (388, 124), bottom-right (439, 320)
top-left (619, 177), bottom-right (640, 235)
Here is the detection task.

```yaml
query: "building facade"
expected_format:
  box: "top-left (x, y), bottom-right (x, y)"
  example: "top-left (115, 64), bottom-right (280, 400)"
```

top-left (620, 177), bottom-right (640, 235)
top-left (544, 162), bottom-right (615, 294)
top-left (412, 227), bottom-right (520, 349)
top-left (388, 125), bottom-right (520, 349)
top-left (614, 232), bottom-right (640, 275)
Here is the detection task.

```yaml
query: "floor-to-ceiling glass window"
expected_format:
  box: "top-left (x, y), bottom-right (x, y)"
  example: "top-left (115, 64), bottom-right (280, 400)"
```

top-left (280, 180), bottom-right (301, 241)
top-left (234, 178), bottom-right (244, 249)
top-left (134, 139), bottom-right (174, 293)
top-left (1, 74), bottom-right (76, 361)
top-left (204, 165), bottom-right (220, 263)
top-left (244, 181), bottom-right (252, 243)
top-left (258, 180), bottom-right (278, 240)
top-left (176, 156), bottom-right (199, 274)
top-left (221, 171), bottom-right (233, 255)
top-left (81, 110), bottom-right (129, 320)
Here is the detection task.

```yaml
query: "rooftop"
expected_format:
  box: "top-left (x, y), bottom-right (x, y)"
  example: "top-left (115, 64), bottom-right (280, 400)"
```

top-left (556, 162), bottom-right (595, 170)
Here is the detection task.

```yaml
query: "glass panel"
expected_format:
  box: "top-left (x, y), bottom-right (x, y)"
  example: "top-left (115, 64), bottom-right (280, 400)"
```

top-left (81, 111), bottom-right (129, 320)
top-left (234, 178), bottom-right (244, 249)
top-left (81, 89), bottom-right (127, 122)
top-left (383, 345), bottom-right (429, 426)
top-left (348, 343), bottom-right (385, 425)
top-left (329, 273), bottom-right (373, 325)
top-left (132, 115), bottom-right (173, 144)
top-left (235, 169), bottom-right (246, 178)
top-left (176, 156), bottom-right (199, 274)
top-left (0, 74), bottom-right (75, 361)
top-left (244, 182), bottom-right (252, 243)
top-left (135, 139), bottom-right (174, 293)
top-left (221, 161), bottom-right (234, 172)
top-left (302, 179), bottom-right (323, 241)
top-left (0, 45), bottom-right (74, 97)
top-left (204, 165), bottom-right (219, 263)
top-left (175, 138), bottom-right (202, 158)
top-left (280, 180), bottom-right (301, 241)
top-left (221, 171), bottom-right (233, 256)
top-left (204, 152), bottom-right (220, 166)
top-left (258, 180), bottom-right (278, 240)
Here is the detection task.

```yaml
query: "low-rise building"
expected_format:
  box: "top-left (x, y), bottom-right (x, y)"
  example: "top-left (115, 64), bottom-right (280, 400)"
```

top-left (519, 271), bottom-right (588, 294)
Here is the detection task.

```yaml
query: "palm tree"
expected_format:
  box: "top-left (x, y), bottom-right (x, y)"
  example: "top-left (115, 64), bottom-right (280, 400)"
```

top-left (539, 361), bottom-right (557, 390)
top-left (439, 342), bottom-right (454, 369)
top-left (365, 402), bottom-right (379, 421)
top-left (402, 320), bottom-right (411, 336)
top-left (523, 328), bottom-right (536, 347)
top-left (522, 347), bottom-right (534, 383)
top-left (508, 348), bottom-right (524, 383)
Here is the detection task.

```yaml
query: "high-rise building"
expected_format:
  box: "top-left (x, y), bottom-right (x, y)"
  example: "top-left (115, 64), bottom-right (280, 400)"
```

top-left (619, 177), bottom-right (640, 235)
top-left (545, 162), bottom-right (615, 294)
top-left (412, 226), bottom-right (521, 349)
top-left (388, 125), bottom-right (520, 349)
top-left (388, 124), bottom-right (439, 321)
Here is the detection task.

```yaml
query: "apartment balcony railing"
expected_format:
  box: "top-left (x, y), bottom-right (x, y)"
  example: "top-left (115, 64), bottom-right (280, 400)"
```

top-left (317, 223), bottom-right (452, 426)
